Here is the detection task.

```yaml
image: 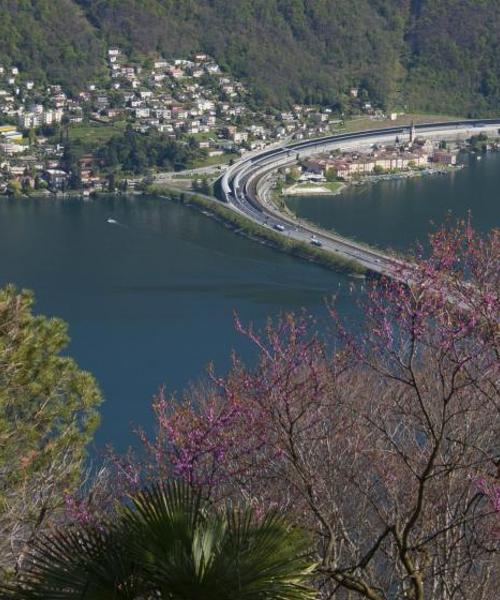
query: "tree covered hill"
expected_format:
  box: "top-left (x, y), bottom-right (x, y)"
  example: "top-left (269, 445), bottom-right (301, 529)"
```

top-left (0, 0), bottom-right (105, 91)
top-left (1, 0), bottom-right (500, 115)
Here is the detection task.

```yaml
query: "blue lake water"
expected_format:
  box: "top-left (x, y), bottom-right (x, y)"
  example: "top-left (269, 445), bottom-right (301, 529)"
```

top-left (1, 154), bottom-right (498, 451)
top-left (0, 195), bottom-right (352, 451)
top-left (286, 153), bottom-right (500, 251)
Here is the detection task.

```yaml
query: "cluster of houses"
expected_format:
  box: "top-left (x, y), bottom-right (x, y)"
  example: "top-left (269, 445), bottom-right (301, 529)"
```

top-left (0, 48), bottom-right (354, 194)
top-left (300, 133), bottom-right (458, 182)
top-left (97, 48), bottom-right (347, 151)
top-left (0, 150), bottom-right (116, 195)
top-left (1, 49), bottom-right (460, 196)
top-left (0, 64), bottom-right (84, 191)
top-left (0, 65), bottom-right (81, 138)
top-left (0, 73), bottom-right (86, 194)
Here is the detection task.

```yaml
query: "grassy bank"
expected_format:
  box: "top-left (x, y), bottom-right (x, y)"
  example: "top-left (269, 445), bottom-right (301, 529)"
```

top-left (146, 184), bottom-right (366, 275)
top-left (192, 152), bottom-right (239, 169)
top-left (283, 181), bottom-right (344, 195)
top-left (66, 121), bottom-right (127, 151)
top-left (341, 113), bottom-right (460, 134)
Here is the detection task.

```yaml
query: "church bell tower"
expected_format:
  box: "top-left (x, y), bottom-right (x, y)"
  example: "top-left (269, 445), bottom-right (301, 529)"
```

top-left (410, 121), bottom-right (416, 144)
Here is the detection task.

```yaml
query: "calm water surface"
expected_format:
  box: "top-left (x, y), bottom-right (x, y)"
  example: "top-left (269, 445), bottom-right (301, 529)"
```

top-left (286, 153), bottom-right (500, 250)
top-left (0, 195), bottom-right (352, 450)
top-left (1, 155), bottom-right (498, 451)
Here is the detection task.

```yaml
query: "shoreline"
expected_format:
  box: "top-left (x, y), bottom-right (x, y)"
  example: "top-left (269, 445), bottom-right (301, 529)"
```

top-left (282, 164), bottom-right (464, 199)
top-left (0, 189), bottom-right (139, 200)
top-left (350, 164), bottom-right (464, 187)
top-left (145, 185), bottom-right (368, 276)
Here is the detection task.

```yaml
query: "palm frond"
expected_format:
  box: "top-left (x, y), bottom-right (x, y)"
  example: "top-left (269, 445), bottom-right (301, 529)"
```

top-left (4, 525), bottom-right (143, 599)
top-left (5, 480), bottom-right (317, 600)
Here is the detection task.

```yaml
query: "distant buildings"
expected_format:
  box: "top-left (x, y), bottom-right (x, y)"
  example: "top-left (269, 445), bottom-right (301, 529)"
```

top-left (431, 149), bottom-right (457, 165)
top-left (0, 125), bottom-right (23, 142)
top-left (44, 168), bottom-right (68, 189)
top-left (5, 44), bottom-right (459, 196)
top-left (18, 108), bottom-right (63, 129)
top-left (302, 139), bottom-right (458, 181)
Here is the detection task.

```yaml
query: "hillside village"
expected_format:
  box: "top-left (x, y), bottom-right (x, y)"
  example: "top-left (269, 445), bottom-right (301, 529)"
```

top-left (0, 49), bottom-right (357, 196)
top-left (0, 48), bottom-right (491, 197)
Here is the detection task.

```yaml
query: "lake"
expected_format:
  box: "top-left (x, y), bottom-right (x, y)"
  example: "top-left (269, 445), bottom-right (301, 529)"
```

top-left (0, 195), bottom-right (352, 451)
top-left (1, 154), bottom-right (498, 451)
top-left (286, 153), bottom-right (500, 251)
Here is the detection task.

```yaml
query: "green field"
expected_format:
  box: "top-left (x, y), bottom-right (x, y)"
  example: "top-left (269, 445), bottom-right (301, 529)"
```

top-left (192, 152), bottom-right (239, 169)
top-left (324, 181), bottom-right (344, 193)
top-left (341, 113), bottom-right (460, 134)
top-left (67, 121), bottom-right (128, 150)
top-left (283, 181), bottom-right (344, 195)
top-left (189, 131), bottom-right (217, 143)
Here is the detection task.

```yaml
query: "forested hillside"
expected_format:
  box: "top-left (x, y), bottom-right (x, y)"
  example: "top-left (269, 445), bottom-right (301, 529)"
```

top-left (0, 0), bottom-right (105, 91)
top-left (406, 0), bottom-right (500, 115)
top-left (1, 0), bottom-right (500, 115)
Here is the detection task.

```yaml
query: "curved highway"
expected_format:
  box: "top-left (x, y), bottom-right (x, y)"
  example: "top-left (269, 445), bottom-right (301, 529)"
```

top-left (218, 119), bottom-right (500, 276)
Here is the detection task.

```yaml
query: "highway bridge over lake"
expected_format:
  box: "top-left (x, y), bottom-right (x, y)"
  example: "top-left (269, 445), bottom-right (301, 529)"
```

top-left (219, 119), bottom-right (500, 276)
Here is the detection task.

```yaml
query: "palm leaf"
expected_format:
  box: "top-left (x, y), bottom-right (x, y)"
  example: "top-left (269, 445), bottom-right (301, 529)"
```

top-left (4, 480), bottom-right (317, 600)
top-left (4, 525), bottom-right (143, 599)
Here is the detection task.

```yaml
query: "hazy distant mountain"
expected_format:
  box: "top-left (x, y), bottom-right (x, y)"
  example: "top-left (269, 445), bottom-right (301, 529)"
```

top-left (1, 0), bottom-right (500, 115)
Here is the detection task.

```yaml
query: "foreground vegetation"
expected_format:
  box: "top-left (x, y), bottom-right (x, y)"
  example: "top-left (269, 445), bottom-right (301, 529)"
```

top-left (4, 481), bottom-right (315, 599)
top-left (0, 286), bottom-right (102, 579)
top-left (1, 221), bottom-right (499, 598)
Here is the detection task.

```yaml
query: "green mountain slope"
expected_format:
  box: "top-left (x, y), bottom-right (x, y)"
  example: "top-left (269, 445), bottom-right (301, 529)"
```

top-left (0, 0), bottom-right (104, 90)
top-left (77, 0), bottom-right (407, 108)
top-left (406, 0), bottom-right (500, 115)
top-left (1, 0), bottom-right (499, 115)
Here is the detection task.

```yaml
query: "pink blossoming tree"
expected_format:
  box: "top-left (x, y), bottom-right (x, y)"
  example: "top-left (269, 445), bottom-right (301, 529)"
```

top-left (88, 222), bottom-right (500, 599)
